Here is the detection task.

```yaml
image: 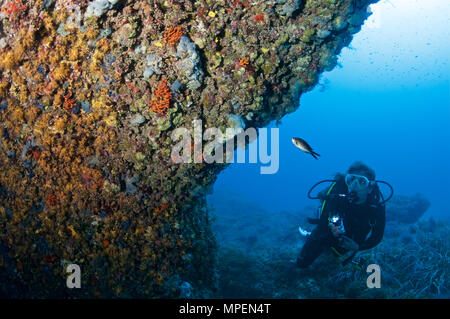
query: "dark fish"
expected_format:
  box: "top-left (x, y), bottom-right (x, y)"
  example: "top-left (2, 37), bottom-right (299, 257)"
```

top-left (292, 137), bottom-right (320, 160)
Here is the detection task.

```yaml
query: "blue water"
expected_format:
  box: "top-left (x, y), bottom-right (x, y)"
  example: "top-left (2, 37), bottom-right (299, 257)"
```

top-left (209, 0), bottom-right (450, 220)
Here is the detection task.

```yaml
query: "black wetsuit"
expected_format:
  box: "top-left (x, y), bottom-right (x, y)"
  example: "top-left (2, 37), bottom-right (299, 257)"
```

top-left (297, 176), bottom-right (386, 268)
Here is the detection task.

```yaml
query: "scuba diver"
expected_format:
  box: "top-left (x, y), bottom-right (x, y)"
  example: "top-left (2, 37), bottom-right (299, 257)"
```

top-left (297, 161), bottom-right (393, 269)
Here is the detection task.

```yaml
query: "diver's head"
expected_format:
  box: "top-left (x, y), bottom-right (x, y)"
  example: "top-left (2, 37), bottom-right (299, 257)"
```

top-left (345, 161), bottom-right (376, 204)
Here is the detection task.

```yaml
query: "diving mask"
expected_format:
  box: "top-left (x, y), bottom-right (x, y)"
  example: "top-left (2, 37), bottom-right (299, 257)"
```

top-left (345, 174), bottom-right (371, 192)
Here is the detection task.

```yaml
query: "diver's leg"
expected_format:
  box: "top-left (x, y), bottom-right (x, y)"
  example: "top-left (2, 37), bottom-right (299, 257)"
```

top-left (296, 228), bottom-right (330, 268)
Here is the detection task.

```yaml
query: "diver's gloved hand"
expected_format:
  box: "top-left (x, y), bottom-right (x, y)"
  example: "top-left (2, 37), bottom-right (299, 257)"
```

top-left (328, 214), bottom-right (345, 237)
top-left (329, 223), bottom-right (345, 237)
top-left (339, 236), bottom-right (359, 252)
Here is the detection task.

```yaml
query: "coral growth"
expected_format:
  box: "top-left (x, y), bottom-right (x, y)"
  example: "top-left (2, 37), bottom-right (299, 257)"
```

top-left (149, 77), bottom-right (172, 115)
top-left (63, 92), bottom-right (78, 113)
top-left (238, 58), bottom-right (250, 68)
top-left (164, 26), bottom-right (183, 46)
top-left (0, 0), bottom-right (27, 17)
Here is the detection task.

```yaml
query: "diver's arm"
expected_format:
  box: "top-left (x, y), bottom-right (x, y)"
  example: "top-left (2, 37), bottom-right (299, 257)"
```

top-left (359, 205), bottom-right (386, 250)
top-left (318, 178), bottom-right (347, 230)
top-left (318, 196), bottom-right (338, 229)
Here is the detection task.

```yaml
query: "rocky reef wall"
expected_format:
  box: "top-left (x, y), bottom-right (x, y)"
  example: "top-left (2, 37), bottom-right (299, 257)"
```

top-left (0, 0), bottom-right (377, 297)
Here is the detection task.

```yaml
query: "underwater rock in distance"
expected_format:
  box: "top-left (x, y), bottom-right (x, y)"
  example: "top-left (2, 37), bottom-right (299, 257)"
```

top-left (386, 193), bottom-right (431, 224)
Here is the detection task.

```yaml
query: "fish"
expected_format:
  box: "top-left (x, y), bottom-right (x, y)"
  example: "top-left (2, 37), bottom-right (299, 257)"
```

top-left (291, 137), bottom-right (320, 160)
